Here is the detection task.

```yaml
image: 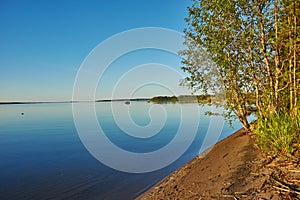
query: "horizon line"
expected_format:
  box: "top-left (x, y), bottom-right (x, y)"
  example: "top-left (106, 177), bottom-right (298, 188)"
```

top-left (0, 98), bottom-right (151, 105)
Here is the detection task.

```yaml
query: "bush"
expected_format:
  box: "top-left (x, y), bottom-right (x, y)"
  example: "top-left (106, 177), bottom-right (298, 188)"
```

top-left (255, 110), bottom-right (300, 156)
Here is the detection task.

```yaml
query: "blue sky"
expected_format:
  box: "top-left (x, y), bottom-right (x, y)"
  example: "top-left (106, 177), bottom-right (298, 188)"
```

top-left (0, 0), bottom-right (191, 102)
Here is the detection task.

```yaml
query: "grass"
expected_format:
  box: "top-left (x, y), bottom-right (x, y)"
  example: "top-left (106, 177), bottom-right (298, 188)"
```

top-left (255, 110), bottom-right (300, 156)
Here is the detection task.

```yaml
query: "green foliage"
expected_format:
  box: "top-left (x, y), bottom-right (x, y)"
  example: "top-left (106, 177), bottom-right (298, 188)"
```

top-left (197, 95), bottom-right (211, 103)
top-left (150, 96), bottom-right (178, 103)
top-left (255, 110), bottom-right (300, 156)
top-left (182, 0), bottom-right (300, 155)
top-left (149, 95), bottom-right (212, 104)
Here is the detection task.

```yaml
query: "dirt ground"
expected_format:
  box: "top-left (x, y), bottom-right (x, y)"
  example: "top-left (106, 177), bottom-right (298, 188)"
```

top-left (138, 128), bottom-right (300, 200)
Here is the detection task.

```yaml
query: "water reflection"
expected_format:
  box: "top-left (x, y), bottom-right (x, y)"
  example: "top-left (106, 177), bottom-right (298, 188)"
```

top-left (0, 102), bottom-right (245, 199)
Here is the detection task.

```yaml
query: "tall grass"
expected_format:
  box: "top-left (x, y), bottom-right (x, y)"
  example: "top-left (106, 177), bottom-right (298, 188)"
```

top-left (255, 110), bottom-right (300, 156)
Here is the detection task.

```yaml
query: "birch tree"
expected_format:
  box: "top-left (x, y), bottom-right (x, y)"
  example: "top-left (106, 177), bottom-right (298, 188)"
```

top-left (182, 0), bottom-right (299, 131)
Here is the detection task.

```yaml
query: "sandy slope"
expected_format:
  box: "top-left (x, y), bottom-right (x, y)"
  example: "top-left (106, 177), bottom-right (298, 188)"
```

top-left (138, 128), bottom-right (300, 199)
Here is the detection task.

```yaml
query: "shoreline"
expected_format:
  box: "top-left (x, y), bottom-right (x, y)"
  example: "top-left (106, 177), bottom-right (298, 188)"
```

top-left (138, 126), bottom-right (300, 199)
top-left (137, 127), bottom-right (252, 199)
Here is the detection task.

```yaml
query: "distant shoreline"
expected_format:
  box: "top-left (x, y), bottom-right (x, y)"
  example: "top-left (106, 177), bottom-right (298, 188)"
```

top-left (0, 101), bottom-right (75, 105)
top-left (0, 95), bottom-right (218, 105)
top-left (0, 98), bottom-right (151, 105)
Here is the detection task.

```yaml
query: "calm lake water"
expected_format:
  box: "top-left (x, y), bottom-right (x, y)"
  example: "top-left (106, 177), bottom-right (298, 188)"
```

top-left (0, 102), bottom-right (245, 200)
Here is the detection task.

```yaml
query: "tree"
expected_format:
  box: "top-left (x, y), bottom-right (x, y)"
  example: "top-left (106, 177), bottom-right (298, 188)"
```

top-left (181, 0), bottom-right (299, 131)
top-left (182, 0), bottom-right (259, 130)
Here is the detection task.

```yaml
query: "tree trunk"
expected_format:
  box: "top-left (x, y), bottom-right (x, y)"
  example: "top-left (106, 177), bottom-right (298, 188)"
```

top-left (258, 6), bottom-right (275, 113)
top-left (293, 1), bottom-right (298, 109)
top-left (238, 114), bottom-right (250, 132)
top-left (288, 15), bottom-right (294, 111)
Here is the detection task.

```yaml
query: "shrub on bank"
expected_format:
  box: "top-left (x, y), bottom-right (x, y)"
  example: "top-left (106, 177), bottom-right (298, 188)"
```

top-left (255, 110), bottom-right (300, 156)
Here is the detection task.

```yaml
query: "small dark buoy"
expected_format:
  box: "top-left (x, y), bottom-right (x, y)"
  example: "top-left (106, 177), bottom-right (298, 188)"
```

top-left (21, 112), bottom-right (24, 115)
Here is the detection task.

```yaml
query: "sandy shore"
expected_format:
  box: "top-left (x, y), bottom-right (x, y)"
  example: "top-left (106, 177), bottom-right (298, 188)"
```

top-left (138, 128), bottom-right (300, 199)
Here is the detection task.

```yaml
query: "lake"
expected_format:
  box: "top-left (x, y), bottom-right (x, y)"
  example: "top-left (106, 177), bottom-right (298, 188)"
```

top-left (0, 102), bottom-right (245, 199)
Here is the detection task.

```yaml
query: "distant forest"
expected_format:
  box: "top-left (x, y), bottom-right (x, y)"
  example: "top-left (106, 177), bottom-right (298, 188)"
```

top-left (149, 95), bottom-right (212, 103)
